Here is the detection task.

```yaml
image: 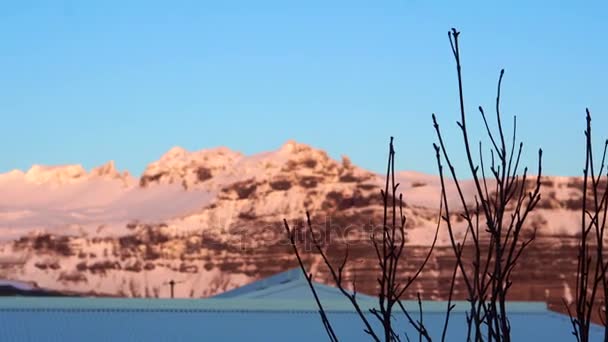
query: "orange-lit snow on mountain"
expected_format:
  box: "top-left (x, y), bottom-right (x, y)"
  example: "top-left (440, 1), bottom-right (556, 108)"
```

top-left (0, 141), bottom-right (594, 305)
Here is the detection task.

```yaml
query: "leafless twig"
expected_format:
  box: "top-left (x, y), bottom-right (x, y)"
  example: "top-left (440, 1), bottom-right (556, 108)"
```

top-left (566, 109), bottom-right (608, 342)
top-left (284, 137), bottom-right (439, 341)
top-left (433, 28), bottom-right (543, 342)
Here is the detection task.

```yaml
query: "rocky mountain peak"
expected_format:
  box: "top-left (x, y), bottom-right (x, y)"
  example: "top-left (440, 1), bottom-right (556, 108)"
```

top-left (273, 140), bottom-right (335, 172)
top-left (90, 161), bottom-right (133, 184)
top-left (139, 146), bottom-right (243, 188)
top-left (341, 155), bottom-right (353, 169)
top-left (278, 139), bottom-right (307, 153)
top-left (159, 146), bottom-right (189, 162)
top-left (90, 161), bottom-right (117, 177)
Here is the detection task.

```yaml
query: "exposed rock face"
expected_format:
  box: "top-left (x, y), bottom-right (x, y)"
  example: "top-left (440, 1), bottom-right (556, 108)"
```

top-left (139, 146), bottom-right (242, 188)
top-left (90, 160), bottom-right (131, 179)
top-left (89, 161), bottom-right (133, 186)
top-left (0, 141), bottom-right (601, 309)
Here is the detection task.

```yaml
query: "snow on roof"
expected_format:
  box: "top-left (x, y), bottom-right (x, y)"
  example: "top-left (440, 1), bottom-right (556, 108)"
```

top-left (212, 268), bottom-right (377, 302)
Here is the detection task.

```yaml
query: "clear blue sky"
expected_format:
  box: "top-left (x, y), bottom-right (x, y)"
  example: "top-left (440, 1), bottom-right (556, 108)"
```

top-left (1, 0), bottom-right (606, 176)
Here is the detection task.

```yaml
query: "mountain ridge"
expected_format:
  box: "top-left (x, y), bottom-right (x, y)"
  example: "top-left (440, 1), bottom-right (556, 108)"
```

top-left (0, 140), bottom-right (596, 303)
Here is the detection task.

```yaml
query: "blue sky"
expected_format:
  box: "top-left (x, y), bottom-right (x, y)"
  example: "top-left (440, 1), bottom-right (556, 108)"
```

top-left (0, 1), bottom-right (606, 176)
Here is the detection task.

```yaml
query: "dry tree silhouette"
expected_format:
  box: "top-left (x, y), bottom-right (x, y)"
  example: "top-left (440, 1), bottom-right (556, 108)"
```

top-left (284, 27), bottom-right (545, 341)
top-left (565, 109), bottom-right (608, 342)
top-left (284, 137), bottom-right (440, 342)
top-left (432, 28), bottom-right (543, 342)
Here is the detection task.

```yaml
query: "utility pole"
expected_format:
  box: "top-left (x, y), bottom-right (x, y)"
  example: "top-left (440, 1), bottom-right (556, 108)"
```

top-left (169, 280), bottom-right (175, 299)
top-left (163, 279), bottom-right (184, 298)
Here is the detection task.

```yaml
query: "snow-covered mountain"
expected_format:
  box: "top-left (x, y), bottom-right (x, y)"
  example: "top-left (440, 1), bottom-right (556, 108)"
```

top-left (0, 141), bottom-right (593, 308)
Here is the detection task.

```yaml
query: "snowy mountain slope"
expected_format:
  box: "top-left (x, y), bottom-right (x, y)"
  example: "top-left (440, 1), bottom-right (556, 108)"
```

top-left (0, 141), bottom-right (597, 303)
top-left (0, 166), bottom-right (213, 240)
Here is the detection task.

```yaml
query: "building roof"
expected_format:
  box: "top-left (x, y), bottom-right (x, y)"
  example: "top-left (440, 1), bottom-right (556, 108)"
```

top-left (0, 280), bottom-right (36, 291)
top-left (0, 279), bottom-right (67, 297)
top-left (212, 268), bottom-right (377, 301)
top-left (0, 270), bottom-right (602, 341)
